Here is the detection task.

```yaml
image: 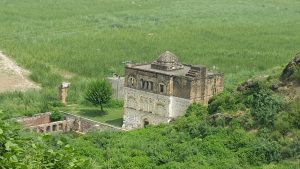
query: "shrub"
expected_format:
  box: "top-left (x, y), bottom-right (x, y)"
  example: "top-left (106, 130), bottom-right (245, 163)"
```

top-left (185, 103), bottom-right (208, 118)
top-left (50, 111), bottom-right (64, 122)
top-left (243, 137), bottom-right (283, 165)
top-left (247, 89), bottom-right (283, 127)
top-left (208, 92), bottom-right (239, 115)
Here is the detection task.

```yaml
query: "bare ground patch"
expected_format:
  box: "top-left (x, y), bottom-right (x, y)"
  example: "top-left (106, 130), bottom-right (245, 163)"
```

top-left (0, 51), bottom-right (39, 92)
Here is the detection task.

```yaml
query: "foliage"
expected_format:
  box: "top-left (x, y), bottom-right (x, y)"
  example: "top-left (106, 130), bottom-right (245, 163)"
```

top-left (287, 99), bottom-right (300, 129)
top-left (208, 91), bottom-right (241, 115)
top-left (85, 80), bottom-right (112, 112)
top-left (241, 82), bottom-right (283, 127)
top-left (0, 0), bottom-right (298, 89)
top-left (50, 111), bottom-right (64, 122)
top-left (64, 101), bottom-right (299, 168)
top-left (185, 103), bottom-right (207, 118)
top-left (0, 110), bottom-right (92, 168)
top-left (0, 0), bottom-right (300, 118)
top-left (289, 66), bottom-right (300, 82)
top-left (0, 0), bottom-right (299, 168)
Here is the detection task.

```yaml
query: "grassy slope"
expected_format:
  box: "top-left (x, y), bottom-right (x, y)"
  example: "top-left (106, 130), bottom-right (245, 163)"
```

top-left (0, 0), bottom-right (299, 118)
top-left (0, 1), bottom-right (299, 167)
top-left (0, 0), bottom-right (300, 89)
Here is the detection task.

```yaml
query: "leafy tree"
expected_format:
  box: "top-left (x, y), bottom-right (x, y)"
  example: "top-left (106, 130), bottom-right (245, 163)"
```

top-left (85, 80), bottom-right (112, 112)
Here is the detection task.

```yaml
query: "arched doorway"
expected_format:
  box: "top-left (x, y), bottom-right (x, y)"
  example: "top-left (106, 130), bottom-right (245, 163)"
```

top-left (143, 118), bottom-right (149, 128)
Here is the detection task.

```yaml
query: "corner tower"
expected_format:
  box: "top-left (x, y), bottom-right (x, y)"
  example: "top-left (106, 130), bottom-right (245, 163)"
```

top-left (122, 51), bottom-right (224, 130)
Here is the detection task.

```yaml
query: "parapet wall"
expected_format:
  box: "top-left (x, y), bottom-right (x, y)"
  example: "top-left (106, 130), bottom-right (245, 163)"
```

top-left (64, 113), bottom-right (127, 132)
top-left (16, 112), bottom-right (126, 134)
top-left (16, 112), bottom-right (51, 127)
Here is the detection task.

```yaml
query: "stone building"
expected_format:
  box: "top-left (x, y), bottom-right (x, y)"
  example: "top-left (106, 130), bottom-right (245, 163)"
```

top-left (107, 74), bottom-right (125, 99)
top-left (122, 51), bottom-right (224, 130)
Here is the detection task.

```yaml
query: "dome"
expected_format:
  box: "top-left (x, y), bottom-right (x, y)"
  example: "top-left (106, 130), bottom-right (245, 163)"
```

top-left (151, 51), bottom-right (183, 71)
top-left (157, 51), bottom-right (178, 63)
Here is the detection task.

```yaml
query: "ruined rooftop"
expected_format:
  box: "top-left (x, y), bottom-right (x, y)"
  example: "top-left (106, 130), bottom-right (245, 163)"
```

top-left (126, 51), bottom-right (222, 79)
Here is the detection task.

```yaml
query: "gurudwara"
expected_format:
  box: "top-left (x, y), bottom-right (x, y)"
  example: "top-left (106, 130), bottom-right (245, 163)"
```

top-left (122, 51), bottom-right (224, 130)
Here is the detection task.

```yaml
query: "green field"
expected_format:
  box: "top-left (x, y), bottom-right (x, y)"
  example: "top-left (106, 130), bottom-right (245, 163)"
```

top-left (0, 1), bottom-right (300, 168)
top-left (0, 0), bottom-right (300, 116)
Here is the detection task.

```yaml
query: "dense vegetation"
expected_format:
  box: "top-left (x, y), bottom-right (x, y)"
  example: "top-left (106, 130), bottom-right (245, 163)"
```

top-left (0, 0), bottom-right (300, 168)
top-left (64, 78), bottom-right (299, 168)
top-left (1, 70), bottom-right (300, 168)
top-left (0, 0), bottom-right (300, 118)
top-left (0, 110), bottom-right (91, 168)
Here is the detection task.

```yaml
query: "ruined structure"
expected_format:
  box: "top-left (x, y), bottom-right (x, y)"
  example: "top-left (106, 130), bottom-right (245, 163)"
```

top-left (17, 112), bottom-right (126, 134)
top-left (58, 82), bottom-right (70, 104)
top-left (123, 51), bottom-right (224, 130)
top-left (107, 74), bottom-right (125, 99)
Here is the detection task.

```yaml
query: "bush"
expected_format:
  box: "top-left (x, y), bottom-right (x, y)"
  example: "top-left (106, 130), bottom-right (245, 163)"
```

top-left (243, 137), bottom-right (283, 165)
top-left (50, 111), bottom-right (64, 122)
top-left (185, 103), bottom-right (208, 118)
top-left (0, 110), bottom-right (91, 168)
top-left (208, 92), bottom-right (239, 115)
top-left (245, 89), bottom-right (283, 127)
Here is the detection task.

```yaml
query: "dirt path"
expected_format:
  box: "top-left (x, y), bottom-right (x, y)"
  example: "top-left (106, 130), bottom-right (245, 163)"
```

top-left (0, 51), bottom-right (39, 92)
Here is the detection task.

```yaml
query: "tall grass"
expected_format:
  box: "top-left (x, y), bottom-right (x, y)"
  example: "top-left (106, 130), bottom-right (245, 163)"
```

top-left (0, 0), bottom-right (299, 116)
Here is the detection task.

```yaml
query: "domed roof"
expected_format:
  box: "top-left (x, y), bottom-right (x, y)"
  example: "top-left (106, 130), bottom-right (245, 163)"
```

top-left (157, 51), bottom-right (178, 63)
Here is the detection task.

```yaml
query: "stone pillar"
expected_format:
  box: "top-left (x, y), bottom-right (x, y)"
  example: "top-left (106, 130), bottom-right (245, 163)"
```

top-left (59, 82), bottom-right (70, 104)
top-left (169, 76), bottom-right (174, 95)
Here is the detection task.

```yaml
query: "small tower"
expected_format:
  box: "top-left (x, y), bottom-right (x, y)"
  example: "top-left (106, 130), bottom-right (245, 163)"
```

top-left (58, 82), bottom-right (70, 104)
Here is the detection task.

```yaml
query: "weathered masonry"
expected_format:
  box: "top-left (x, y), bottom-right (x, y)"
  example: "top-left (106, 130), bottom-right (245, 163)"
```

top-left (123, 51), bottom-right (224, 130)
top-left (17, 112), bottom-right (126, 134)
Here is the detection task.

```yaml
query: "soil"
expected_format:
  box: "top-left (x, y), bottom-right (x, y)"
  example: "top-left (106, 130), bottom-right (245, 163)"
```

top-left (0, 51), bottom-right (39, 93)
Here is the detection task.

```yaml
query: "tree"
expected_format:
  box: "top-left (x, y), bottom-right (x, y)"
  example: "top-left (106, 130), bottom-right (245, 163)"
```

top-left (85, 80), bottom-right (112, 112)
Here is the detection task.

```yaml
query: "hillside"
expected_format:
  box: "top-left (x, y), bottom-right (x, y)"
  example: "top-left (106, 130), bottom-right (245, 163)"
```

top-left (64, 57), bottom-right (300, 168)
top-left (0, 0), bottom-right (300, 168)
top-left (0, 0), bottom-right (300, 118)
top-left (1, 57), bottom-right (299, 168)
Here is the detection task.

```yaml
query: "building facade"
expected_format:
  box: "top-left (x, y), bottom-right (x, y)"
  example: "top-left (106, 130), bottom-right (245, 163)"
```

top-left (122, 51), bottom-right (224, 130)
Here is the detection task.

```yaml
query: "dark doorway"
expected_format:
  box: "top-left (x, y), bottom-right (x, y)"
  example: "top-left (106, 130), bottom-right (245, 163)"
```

top-left (143, 119), bottom-right (149, 128)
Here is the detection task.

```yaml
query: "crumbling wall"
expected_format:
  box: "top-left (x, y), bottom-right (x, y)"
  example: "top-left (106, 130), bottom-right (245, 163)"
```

top-left (107, 76), bottom-right (125, 99)
top-left (64, 113), bottom-right (126, 132)
top-left (17, 112), bottom-right (51, 127)
top-left (123, 107), bottom-right (172, 130)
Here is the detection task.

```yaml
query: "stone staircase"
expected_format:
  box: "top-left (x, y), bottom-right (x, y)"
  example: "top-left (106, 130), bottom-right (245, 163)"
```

top-left (185, 69), bottom-right (200, 77)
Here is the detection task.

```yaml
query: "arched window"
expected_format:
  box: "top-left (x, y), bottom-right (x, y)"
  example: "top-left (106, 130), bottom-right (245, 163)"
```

top-left (159, 83), bottom-right (166, 94)
top-left (128, 76), bottom-right (136, 87)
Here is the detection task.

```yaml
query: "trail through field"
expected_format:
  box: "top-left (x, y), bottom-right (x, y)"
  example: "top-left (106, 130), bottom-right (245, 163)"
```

top-left (0, 51), bottom-right (39, 92)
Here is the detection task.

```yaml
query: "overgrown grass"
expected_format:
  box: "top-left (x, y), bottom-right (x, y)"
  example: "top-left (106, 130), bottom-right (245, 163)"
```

top-left (0, 0), bottom-right (299, 117)
top-left (62, 104), bottom-right (123, 127)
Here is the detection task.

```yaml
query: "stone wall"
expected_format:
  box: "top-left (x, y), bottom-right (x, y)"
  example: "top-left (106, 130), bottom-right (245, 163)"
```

top-left (17, 112), bottom-right (126, 134)
top-left (123, 87), bottom-right (191, 130)
top-left (123, 107), bottom-right (172, 130)
top-left (16, 112), bottom-right (51, 127)
top-left (107, 76), bottom-right (125, 99)
top-left (64, 113), bottom-right (126, 132)
top-left (27, 120), bottom-right (72, 133)
top-left (125, 67), bottom-right (173, 97)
